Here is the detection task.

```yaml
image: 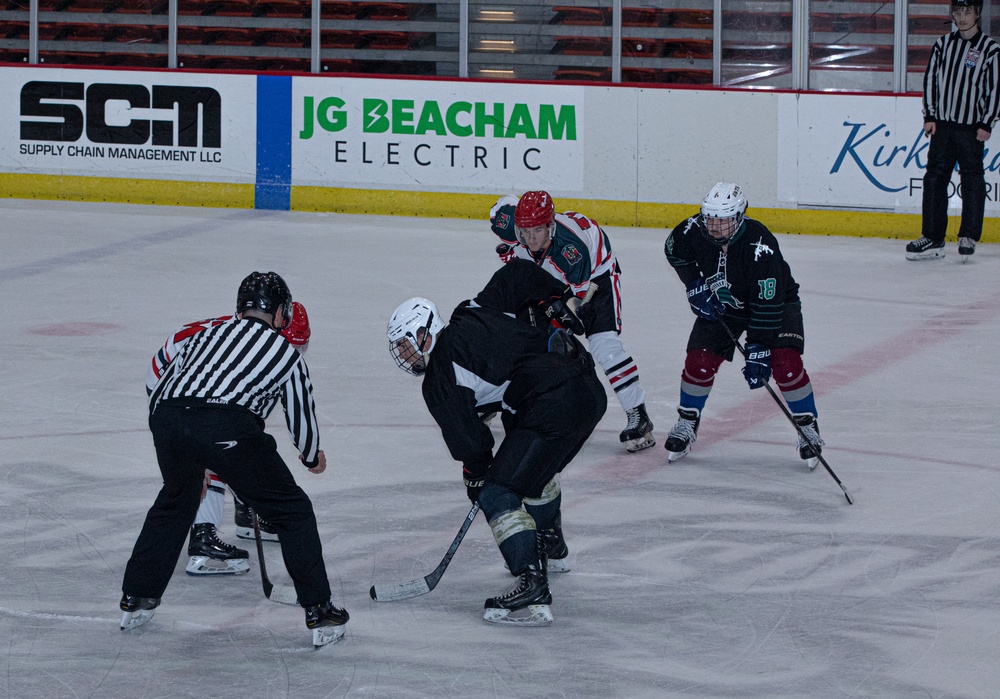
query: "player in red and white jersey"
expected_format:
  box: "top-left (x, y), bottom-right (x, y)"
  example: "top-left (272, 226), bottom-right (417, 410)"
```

top-left (490, 191), bottom-right (655, 452)
top-left (147, 302), bottom-right (311, 575)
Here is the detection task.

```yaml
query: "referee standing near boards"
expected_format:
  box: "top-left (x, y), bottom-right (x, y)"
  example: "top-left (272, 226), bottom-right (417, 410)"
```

top-left (907, 0), bottom-right (1000, 262)
top-left (120, 271), bottom-right (349, 648)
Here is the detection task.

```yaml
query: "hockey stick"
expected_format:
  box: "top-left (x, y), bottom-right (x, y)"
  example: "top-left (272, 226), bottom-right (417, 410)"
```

top-left (251, 509), bottom-right (299, 605)
top-left (370, 502), bottom-right (480, 602)
top-left (718, 320), bottom-right (855, 505)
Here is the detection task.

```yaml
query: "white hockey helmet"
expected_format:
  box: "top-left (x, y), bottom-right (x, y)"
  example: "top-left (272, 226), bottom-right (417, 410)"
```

top-left (699, 182), bottom-right (747, 246)
top-left (387, 297), bottom-right (445, 376)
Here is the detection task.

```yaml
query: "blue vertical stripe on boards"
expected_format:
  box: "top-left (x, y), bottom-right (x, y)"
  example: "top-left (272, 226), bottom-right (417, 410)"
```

top-left (255, 75), bottom-right (292, 210)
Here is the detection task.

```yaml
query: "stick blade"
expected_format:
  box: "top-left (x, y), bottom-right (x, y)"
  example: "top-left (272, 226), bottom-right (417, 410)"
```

top-left (370, 577), bottom-right (432, 602)
top-left (267, 584), bottom-right (299, 605)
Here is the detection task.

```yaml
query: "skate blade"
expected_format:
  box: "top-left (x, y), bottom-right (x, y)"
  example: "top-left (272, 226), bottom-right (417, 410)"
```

top-left (483, 604), bottom-right (553, 626)
top-left (185, 556), bottom-right (251, 576)
top-left (120, 609), bottom-right (155, 631)
top-left (236, 526), bottom-right (278, 542)
top-left (312, 624), bottom-right (346, 648)
top-left (905, 250), bottom-right (945, 261)
top-left (666, 446), bottom-right (691, 463)
top-left (624, 434), bottom-right (655, 453)
top-left (546, 558), bottom-right (571, 574)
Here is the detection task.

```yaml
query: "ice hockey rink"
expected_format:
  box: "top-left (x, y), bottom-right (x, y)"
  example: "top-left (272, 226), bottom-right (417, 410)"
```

top-left (1, 198), bottom-right (998, 699)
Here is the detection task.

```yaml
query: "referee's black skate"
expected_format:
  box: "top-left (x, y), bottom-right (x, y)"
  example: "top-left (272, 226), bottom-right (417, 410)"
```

top-left (234, 500), bottom-right (278, 541)
top-left (620, 403), bottom-right (655, 452)
top-left (484, 565), bottom-right (553, 626)
top-left (186, 523), bottom-right (250, 576)
top-left (119, 594), bottom-right (159, 630)
top-left (905, 236), bottom-right (945, 260)
top-left (304, 600), bottom-right (350, 648)
top-left (958, 237), bottom-right (976, 262)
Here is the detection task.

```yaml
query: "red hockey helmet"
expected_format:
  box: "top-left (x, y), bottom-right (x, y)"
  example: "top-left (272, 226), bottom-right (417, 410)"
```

top-left (514, 191), bottom-right (555, 229)
top-left (281, 301), bottom-right (311, 350)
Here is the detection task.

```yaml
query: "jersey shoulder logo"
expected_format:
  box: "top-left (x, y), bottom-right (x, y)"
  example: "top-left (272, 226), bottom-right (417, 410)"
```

top-left (751, 238), bottom-right (774, 261)
top-left (561, 244), bottom-right (583, 265)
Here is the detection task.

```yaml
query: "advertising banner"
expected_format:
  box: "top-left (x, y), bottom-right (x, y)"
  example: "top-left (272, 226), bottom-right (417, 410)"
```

top-left (0, 68), bottom-right (256, 183)
top-left (292, 77), bottom-right (585, 191)
top-left (778, 93), bottom-right (1000, 213)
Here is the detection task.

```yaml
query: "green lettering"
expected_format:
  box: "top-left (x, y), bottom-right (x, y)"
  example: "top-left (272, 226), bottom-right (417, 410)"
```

top-left (316, 96), bottom-right (347, 133)
top-left (505, 104), bottom-right (537, 139)
top-left (363, 98), bottom-right (389, 133)
top-left (299, 96), bottom-right (314, 139)
top-left (474, 102), bottom-right (505, 138)
top-left (445, 102), bottom-right (472, 137)
top-left (392, 99), bottom-right (415, 135)
top-left (415, 101), bottom-right (447, 136)
top-left (538, 104), bottom-right (576, 140)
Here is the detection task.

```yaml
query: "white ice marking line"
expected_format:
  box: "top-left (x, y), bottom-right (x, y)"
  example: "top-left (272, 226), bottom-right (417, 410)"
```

top-left (0, 607), bottom-right (118, 624)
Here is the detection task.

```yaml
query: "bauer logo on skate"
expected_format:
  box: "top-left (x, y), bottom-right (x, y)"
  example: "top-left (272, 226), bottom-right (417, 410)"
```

top-left (291, 79), bottom-right (585, 190)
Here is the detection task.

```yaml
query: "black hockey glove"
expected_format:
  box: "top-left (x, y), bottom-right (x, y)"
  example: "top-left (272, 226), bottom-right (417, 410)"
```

top-left (463, 469), bottom-right (484, 504)
top-left (496, 243), bottom-right (517, 264)
top-left (463, 461), bottom-right (488, 504)
top-left (742, 343), bottom-right (771, 389)
top-left (685, 278), bottom-right (724, 320)
top-left (575, 301), bottom-right (597, 334)
top-left (542, 297), bottom-right (586, 335)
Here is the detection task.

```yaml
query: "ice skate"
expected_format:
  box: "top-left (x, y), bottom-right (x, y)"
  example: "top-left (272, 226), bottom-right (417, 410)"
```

top-left (905, 236), bottom-right (945, 260)
top-left (537, 516), bottom-right (570, 573)
top-left (119, 594), bottom-right (159, 631)
top-left (619, 403), bottom-right (655, 452)
top-left (665, 407), bottom-right (700, 462)
top-left (234, 500), bottom-right (278, 541)
top-left (958, 237), bottom-right (976, 262)
top-left (484, 566), bottom-right (553, 626)
top-left (793, 413), bottom-right (825, 470)
top-left (186, 523), bottom-right (251, 576)
top-left (304, 601), bottom-right (349, 648)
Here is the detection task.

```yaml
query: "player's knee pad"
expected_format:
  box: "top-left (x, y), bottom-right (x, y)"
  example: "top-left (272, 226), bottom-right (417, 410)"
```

top-left (682, 349), bottom-right (724, 387)
top-left (771, 348), bottom-right (809, 390)
top-left (488, 508), bottom-right (536, 547)
top-left (522, 477), bottom-right (560, 507)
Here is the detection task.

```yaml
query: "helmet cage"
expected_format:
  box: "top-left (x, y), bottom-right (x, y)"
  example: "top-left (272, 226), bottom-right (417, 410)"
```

top-left (514, 221), bottom-right (556, 247)
top-left (699, 182), bottom-right (747, 247)
top-left (387, 298), bottom-right (444, 376)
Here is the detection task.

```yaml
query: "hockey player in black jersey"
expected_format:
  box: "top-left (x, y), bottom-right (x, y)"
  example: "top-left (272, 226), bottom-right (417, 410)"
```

top-left (122, 272), bottom-right (348, 648)
top-left (387, 259), bottom-right (607, 625)
top-left (663, 183), bottom-right (825, 469)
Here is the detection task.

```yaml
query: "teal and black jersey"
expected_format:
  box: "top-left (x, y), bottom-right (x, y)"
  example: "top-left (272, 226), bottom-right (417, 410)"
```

top-left (491, 204), bottom-right (616, 295)
top-left (664, 216), bottom-right (800, 347)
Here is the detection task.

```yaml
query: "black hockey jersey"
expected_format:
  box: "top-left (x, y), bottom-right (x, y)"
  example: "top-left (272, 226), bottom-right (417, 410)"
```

top-left (664, 216), bottom-right (801, 347)
top-left (421, 260), bottom-right (595, 474)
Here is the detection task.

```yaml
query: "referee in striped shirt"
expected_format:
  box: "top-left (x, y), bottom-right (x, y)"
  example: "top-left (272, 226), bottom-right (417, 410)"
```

top-left (908, 0), bottom-right (1000, 261)
top-left (121, 271), bottom-right (348, 642)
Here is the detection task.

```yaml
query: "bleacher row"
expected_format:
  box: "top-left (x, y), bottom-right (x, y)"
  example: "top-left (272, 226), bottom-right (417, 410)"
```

top-left (1, 1), bottom-right (950, 84)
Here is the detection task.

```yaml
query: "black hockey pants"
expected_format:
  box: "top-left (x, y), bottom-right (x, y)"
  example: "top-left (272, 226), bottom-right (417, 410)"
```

top-left (122, 402), bottom-right (331, 607)
top-left (922, 124), bottom-right (986, 243)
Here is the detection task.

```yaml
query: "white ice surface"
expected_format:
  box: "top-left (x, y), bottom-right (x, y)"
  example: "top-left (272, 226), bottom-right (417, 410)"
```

top-left (1, 199), bottom-right (998, 698)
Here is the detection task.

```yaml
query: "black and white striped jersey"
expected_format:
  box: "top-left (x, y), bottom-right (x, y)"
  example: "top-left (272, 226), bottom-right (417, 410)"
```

top-left (923, 29), bottom-right (1000, 130)
top-left (150, 315), bottom-right (320, 465)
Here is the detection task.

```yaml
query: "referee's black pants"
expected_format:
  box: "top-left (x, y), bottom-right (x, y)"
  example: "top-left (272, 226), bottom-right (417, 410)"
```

top-left (922, 124), bottom-right (986, 243)
top-left (122, 402), bottom-right (332, 607)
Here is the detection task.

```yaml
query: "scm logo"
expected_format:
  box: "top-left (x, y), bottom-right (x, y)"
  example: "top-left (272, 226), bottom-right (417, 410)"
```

top-left (20, 81), bottom-right (222, 147)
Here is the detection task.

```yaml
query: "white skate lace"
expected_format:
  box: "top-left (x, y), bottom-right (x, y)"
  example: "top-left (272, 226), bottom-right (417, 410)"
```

top-left (669, 416), bottom-right (697, 443)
